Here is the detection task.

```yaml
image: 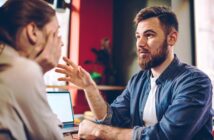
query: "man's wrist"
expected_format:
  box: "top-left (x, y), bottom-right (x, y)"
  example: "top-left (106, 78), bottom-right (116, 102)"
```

top-left (96, 104), bottom-right (112, 125)
top-left (84, 83), bottom-right (98, 93)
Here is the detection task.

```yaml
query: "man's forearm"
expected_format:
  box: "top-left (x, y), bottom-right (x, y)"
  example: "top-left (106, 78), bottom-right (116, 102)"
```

top-left (78, 120), bottom-right (132, 140)
top-left (84, 84), bottom-right (107, 120)
top-left (95, 123), bottom-right (132, 140)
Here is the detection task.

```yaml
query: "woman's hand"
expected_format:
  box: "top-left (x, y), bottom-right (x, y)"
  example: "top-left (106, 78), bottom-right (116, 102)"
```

top-left (29, 31), bottom-right (62, 73)
top-left (55, 57), bottom-right (96, 90)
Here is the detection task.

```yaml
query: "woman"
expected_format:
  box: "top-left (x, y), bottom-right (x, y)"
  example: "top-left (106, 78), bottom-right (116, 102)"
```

top-left (0, 0), bottom-right (63, 139)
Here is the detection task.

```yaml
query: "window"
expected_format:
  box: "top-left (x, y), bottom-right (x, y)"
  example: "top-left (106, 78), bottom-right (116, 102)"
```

top-left (194, 0), bottom-right (214, 108)
top-left (44, 0), bottom-right (71, 86)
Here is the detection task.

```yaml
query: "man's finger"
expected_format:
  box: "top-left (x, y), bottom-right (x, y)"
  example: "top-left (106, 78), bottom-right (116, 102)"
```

top-left (55, 68), bottom-right (68, 75)
top-left (57, 64), bottom-right (74, 71)
top-left (63, 57), bottom-right (78, 68)
top-left (57, 77), bottom-right (70, 82)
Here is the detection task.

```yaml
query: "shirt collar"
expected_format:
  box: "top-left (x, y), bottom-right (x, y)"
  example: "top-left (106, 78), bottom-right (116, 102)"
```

top-left (144, 54), bottom-right (180, 85)
top-left (156, 54), bottom-right (180, 85)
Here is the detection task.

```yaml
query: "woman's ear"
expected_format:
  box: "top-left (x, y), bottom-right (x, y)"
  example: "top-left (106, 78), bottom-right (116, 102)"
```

top-left (167, 29), bottom-right (178, 46)
top-left (26, 22), bottom-right (38, 45)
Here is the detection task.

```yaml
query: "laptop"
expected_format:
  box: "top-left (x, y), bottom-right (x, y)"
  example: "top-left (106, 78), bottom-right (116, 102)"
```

top-left (46, 91), bottom-right (78, 134)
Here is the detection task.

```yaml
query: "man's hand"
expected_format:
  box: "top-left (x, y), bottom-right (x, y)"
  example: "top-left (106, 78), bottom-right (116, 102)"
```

top-left (55, 57), bottom-right (107, 120)
top-left (78, 120), bottom-right (100, 140)
top-left (78, 119), bottom-right (132, 140)
top-left (55, 57), bottom-right (97, 90)
top-left (29, 31), bottom-right (62, 73)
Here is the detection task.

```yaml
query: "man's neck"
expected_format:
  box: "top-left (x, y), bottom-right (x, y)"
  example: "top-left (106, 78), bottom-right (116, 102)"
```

top-left (151, 53), bottom-right (174, 78)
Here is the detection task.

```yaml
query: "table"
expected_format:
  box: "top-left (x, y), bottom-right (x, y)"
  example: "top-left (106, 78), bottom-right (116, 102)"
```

top-left (64, 133), bottom-right (78, 140)
top-left (46, 85), bottom-right (125, 91)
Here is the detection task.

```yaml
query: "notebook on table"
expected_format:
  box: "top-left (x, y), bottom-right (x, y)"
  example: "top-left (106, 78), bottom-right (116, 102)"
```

top-left (46, 91), bottom-right (78, 134)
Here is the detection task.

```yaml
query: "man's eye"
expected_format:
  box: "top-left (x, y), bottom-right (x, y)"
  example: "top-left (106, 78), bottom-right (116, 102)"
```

top-left (145, 33), bottom-right (154, 38)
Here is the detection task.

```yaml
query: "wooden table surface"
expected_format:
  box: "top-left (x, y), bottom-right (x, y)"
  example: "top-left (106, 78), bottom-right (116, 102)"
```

top-left (47, 85), bottom-right (125, 91)
top-left (64, 133), bottom-right (78, 140)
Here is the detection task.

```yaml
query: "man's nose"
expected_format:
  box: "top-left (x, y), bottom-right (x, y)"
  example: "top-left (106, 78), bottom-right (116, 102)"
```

top-left (137, 36), bottom-right (147, 47)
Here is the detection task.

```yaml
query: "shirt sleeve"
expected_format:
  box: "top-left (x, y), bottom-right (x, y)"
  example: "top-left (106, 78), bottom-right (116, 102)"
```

top-left (132, 72), bottom-right (213, 140)
top-left (96, 104), bottom-right (112, 125)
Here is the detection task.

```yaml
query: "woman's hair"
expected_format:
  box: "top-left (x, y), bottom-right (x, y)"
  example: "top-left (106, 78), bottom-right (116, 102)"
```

top-left (134, 6), bottom-right (178, 35)
top-left (0, 0), bottom-right (56, 47)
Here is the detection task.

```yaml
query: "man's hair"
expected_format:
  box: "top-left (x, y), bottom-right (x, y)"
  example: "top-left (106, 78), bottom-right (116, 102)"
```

top-left (134, 6), bottom-right (178, 35)
top-left (0, 0), bottom-right (55, 47)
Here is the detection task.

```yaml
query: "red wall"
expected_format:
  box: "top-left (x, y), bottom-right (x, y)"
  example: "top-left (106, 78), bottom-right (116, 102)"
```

top-left (71, 0), bottom-right (113, 113)
top-left (79, 0), bottom-right (113, 73)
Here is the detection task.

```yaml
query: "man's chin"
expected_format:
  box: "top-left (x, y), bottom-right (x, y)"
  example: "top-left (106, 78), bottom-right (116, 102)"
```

top-left (138, 61), bottom-right (151, 70)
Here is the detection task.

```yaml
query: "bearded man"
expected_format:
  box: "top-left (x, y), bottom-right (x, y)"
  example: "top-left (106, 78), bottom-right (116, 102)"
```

top-left (56, 6), bottom-right (213, 140)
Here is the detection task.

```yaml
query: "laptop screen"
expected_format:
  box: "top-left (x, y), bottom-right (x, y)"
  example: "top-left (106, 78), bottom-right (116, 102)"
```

top-left (46, 91), bottom-right (74, 123)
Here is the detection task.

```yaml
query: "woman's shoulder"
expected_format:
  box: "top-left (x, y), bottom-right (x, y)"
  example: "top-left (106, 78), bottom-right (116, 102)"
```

top-left (3, 55), bottom-right (44, 87)
top-left (13, 56), bottom-right (43, 77)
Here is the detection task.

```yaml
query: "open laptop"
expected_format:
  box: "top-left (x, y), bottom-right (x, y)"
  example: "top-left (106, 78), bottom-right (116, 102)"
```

top-left (46, 91), bottom-right (78, 134)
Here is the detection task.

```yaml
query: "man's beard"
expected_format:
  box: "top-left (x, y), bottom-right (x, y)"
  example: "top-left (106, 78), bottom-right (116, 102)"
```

top-left (138, 39), bottom-right (168, 70)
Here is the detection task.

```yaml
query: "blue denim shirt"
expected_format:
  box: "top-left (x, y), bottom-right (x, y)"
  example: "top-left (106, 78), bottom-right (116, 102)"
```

top-left (100, 55), bottom-right (213, 140)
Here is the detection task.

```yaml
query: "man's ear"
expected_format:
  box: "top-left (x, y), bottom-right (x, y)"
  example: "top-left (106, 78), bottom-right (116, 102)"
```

top-left (26, 22), bottom-right (38, 45)
top-left (167, 29), bottom-right (178, 46)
